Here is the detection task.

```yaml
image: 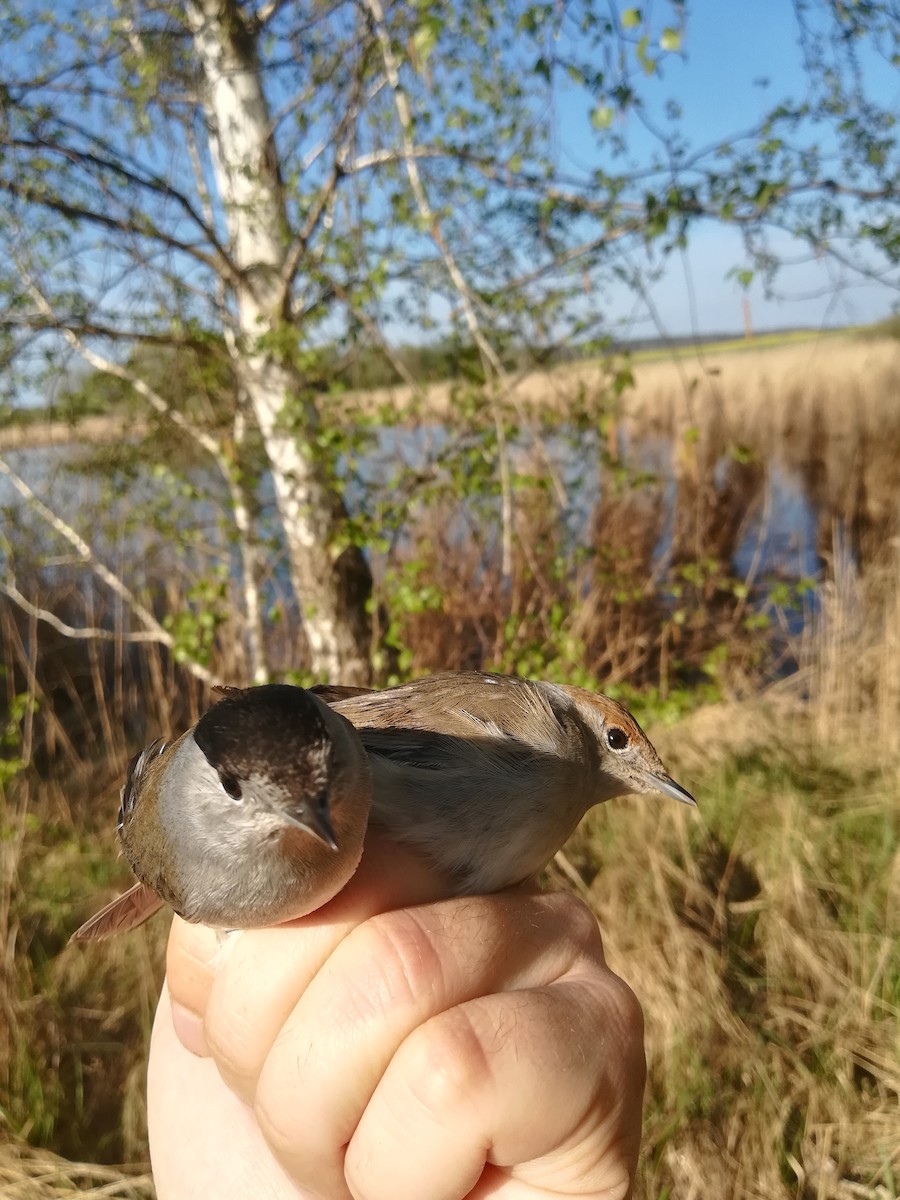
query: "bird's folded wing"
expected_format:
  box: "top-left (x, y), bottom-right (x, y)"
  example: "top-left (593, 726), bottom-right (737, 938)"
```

top-left (353, 724), bottom-right (547, 779)
top-left (309, 684), bottom-right (376, 705)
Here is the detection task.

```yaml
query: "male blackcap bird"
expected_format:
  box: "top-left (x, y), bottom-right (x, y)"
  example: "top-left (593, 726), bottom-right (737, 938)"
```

top-left (71, 672), bottom-right (693, 941)
top-left (70, 684), bottom-right (371, 941)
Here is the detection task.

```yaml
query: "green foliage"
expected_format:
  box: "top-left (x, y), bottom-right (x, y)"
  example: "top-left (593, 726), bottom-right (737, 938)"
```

top-left (162, 570), bottom-right (230, 668)
top-left (0, 0), bottom-right (897, 689)
top-left (0, 684), bottom-right (36, 786)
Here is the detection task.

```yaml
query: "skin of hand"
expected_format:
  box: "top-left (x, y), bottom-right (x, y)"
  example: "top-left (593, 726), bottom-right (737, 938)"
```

top-left (148, 832), bottom-right (646, 1200)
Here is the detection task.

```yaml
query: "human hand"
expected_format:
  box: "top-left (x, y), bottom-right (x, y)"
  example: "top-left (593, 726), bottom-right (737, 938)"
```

top-left (147, 834), bottom-right (646, 1200)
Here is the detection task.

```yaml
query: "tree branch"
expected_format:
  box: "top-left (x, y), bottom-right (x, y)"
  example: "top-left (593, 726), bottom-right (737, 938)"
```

top-left (0, 178), bottom-right (225, 278)
top-left (0, 312), bottom-right (223, 352)
top-left (363, 0), bottom-right (515, 577)
top-left (0, 580), bottom-right (167, 643)
top-left (25, 281), bottom-right (224, 462)
top-left (0, 455), bottom-right (218, 686)
top-left (8, 129), bottom-right (238, 276)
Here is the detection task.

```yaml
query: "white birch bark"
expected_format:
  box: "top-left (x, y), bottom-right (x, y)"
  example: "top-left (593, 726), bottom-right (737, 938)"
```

top-left (185, 0), bottom-right (371, 684)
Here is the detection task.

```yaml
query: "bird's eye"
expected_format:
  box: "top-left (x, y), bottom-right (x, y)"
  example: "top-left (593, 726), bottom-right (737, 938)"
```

top-left (606, 727), bottom-right (629, 751)
top-left (218, 769), bottom-right (242, 800)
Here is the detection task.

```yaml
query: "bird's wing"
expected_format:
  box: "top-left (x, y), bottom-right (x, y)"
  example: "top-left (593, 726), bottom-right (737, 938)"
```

top-left (310, 684), bottom-right (377, 705)
top-left (332, 672), bottom-right (534, 736)
top-left (355, 724), bottom-right (533, 772)
top-left (333, 672), bottom-right (571, 755)
top-left (69, 881), bottom-right (165, 943)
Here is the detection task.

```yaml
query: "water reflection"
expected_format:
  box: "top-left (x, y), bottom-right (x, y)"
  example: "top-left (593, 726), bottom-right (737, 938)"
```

top-left (0, 421), bottom-right (882, 653)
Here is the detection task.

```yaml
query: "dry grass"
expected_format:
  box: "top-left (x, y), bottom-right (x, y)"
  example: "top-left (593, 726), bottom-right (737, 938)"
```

top-left (0, 1137), bottom-right (153, 1199)
top-left (7, 332), bottom-right (896, 444)
top-left (600, 552), bottom-right (900, 1198)
top-left (4, 552), bottom-right (899, 1199)
top-left (328, 331), bottom-right (900, 432)
top-left (3, 332), bottom-right (900, 1198)
top-left (619, 336), bottom-right (900, 445)
top-left (588, 696), bottom-right (900, 1200)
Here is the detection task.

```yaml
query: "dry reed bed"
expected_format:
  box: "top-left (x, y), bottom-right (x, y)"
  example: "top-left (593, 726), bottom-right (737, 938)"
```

top-left (3, 554), bottom-right (899, 1199)
top-left (333, 333), bottom-right (900, 430)
top-left (7, 334), bottom-right (896, 450)
top-left (619, 336), bottom-right (900, 441)
top-left (591, 703), bottom-right (900, 1199)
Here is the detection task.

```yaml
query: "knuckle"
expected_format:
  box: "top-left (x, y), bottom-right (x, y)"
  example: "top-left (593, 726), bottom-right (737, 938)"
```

top-left (545, 890), bottom-right (605, 954)
top-left (400, 1006), bottom-right (492, 1119)
top-left (337, 909), bottom-right (443, 1022)
top-left (607, 971), bottom-right (645, 1036)
top-left (603, 974), bottom-right (646, 1075)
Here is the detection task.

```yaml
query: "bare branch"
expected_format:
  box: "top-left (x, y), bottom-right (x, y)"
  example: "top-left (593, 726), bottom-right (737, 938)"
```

top-left (0, 179), bottom-right (224, 278)
top-left (1, 312), bottom-right (222, 352)
top-left (282, 39), bottom-right (373, 290)
top-left (0, 581), bottom-right (166, 643)
top-left (8, 129), bottom-right (238, 275)
top-left (25, 281), bottom-right (224, 462)
top-left (345, 145), bottom-right (453, 173)
top-left (364, 0), bottom-right (514, 574)
top-left (0, 454), bottom-right (218, 686)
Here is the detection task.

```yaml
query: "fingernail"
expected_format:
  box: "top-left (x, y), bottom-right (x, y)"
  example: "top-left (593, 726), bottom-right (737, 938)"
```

top-left (170, 1001), bottom-right (210, 1057)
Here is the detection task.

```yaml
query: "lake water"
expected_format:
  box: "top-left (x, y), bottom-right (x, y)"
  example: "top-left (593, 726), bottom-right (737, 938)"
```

top-left (0, 426), bottom-right (853, 660)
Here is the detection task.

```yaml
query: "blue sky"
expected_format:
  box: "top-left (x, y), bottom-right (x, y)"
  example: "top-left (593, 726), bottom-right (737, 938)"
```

top-left (552, 2), bottom-right (899, 336)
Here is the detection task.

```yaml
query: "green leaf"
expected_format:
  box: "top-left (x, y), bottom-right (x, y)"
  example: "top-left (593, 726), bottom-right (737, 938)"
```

top-left (660, 27), bottom-right (681, 52)
top-left (591, 104), bottom-right (614, 130)
top-left (637, 34), bottom-right (655, 74)
top-left (622, 8), bottom-right (641, 29)
top-left (411, 19), bottom-right (440, 67)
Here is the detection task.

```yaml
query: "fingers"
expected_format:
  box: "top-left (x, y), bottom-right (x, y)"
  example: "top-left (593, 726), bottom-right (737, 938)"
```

top-left (160, 837), bottom-right (647, 1200)
top-left (165, 832), bottom-right (451, 1096)
top-left (344, 973), bottom-right (645, 1200)
top-left (252, 890), bottom-right (601, 1198)
top-left (148, 991), bottom-right (301, 1200)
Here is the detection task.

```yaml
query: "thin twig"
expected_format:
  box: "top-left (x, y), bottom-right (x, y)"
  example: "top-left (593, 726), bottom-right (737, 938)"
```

top-left (0, 581), bottom-right (169, 643)
top-left (26, 281), bottom-right (223, 461)
top-left (0, 454), bottom-right (218, 686)
top-left (363, 0), bottom-right (515, 577)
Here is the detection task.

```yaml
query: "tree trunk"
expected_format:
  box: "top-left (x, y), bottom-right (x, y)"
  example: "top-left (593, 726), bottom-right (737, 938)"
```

top-left (186, 0), bottom-right (371, 684)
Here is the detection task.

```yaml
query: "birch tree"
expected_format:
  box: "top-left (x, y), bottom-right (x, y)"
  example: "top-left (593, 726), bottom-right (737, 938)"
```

top-left (0, 0), bottom-right (896, 685)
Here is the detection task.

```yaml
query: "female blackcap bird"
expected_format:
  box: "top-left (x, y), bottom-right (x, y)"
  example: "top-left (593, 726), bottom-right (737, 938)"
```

top-left (325, 671), bottom-right (694, 894)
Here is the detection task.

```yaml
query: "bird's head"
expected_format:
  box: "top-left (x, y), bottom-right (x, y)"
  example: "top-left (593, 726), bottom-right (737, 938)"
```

top-left (188, 683), bottom-right (360, 848)
top-left (118, 684), bottom-right (373, 927)
top-left (561, 686), bottom-right (696, 807)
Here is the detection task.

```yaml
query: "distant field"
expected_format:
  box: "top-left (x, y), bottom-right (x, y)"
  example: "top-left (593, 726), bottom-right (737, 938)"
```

top-left (323, 330), bottom-right (900, 438)
top-left (2, 328), bottom-right (896, 450)
top-left (618, 332), bottom-right (900, 439)
top-left (627, 323), bottom-right (857, 364)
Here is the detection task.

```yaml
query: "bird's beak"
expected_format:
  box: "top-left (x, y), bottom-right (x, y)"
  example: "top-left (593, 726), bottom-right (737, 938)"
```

top-left (644, 771), bottom-right (697, 807)
top-left (284, 806), bottom-right (340, 850)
